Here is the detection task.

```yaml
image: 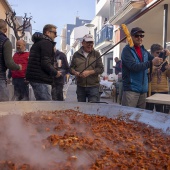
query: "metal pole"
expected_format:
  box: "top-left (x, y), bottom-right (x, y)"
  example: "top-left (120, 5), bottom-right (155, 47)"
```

top-left (163, 4), bottom-right (168, 48)
top-left (72, 36), bottom-right (127, 81)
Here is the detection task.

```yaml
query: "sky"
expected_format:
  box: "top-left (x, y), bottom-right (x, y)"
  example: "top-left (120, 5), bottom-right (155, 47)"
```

top-left (7, 0), bottom-right (95, 48)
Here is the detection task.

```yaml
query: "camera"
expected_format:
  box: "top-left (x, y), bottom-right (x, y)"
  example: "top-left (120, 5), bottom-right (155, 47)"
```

top-left (159, 51), bottom-right (167, 61)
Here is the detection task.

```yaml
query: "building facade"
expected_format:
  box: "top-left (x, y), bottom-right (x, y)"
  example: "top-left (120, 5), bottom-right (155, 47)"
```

top-left (93, 0), bottom-right (114, 75)
top-left (87, 0), bottom-right (170, 75)
top-left (0, 0), bottom-right (33, 53)
top-left (109, 0), bottom-right (170, 60)
top-left (60, 17), bottom-right (92, 54)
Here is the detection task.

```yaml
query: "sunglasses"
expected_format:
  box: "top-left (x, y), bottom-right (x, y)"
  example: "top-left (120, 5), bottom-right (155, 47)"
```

top-left (134, 34), bottom-right (145, 38)
top-left (50, 31), bottom-right (57, 36)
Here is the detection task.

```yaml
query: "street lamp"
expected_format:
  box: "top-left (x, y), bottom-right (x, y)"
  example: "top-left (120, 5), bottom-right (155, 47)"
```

top-left (85, 23), bottom-right (95, 34)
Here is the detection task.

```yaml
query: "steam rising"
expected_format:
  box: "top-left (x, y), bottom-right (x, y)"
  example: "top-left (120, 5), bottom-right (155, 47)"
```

top-left (0, 115), bottom-right (67, 168)
top-left (0, 113), bottom-right (96, 169)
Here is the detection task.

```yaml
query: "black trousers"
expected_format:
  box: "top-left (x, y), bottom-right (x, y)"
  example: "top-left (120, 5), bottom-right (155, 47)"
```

top-left (12, 78), bottom-right (29, 101)
top-left (51, 83), bottom-right (64, 101)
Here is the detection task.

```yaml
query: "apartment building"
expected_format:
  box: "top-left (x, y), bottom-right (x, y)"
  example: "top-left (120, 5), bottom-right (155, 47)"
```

top-left (63, 1), bottom-right (114, 75)
top-left (60, 17), bottom-right (92, 54)
top-left (93, 0), bottom-right (114, 75)
top-left (92, 0), bottom-right (170, 74)
top-left (58, 0), bottom-right (170, 75)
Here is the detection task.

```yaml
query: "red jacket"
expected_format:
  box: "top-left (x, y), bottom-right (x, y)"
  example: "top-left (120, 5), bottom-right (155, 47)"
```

top-left (11, 52), bottom-right (29, 78)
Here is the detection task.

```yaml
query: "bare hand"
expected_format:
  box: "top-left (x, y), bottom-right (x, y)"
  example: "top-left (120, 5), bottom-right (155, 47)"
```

top-left (165, 64), bottom-right (170, 70)
top-left (56, 71), bottom-right (62, 78)
top-left (73, 70), bottom-right (80, 77)
top-left (7, 78), bottom-right (11, 84)
top-left (165, 49), bottom-right (170, 56)
top-left (19, 64), bottom-right (22, 70)
top-left (80, 70), bottom-right (92, 78)
top-left (152, 57), bottom-right (163, 66)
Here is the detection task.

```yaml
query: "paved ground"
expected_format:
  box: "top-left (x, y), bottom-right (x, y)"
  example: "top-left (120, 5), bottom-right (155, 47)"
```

top-left (65, 83), bottom-right (119, 105)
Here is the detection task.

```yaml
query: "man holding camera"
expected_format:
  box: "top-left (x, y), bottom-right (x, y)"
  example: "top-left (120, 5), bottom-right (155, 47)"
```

top-left (121, 27), bottom-right (163, 109)
top-left (146, 44), bottom-right (170, 113)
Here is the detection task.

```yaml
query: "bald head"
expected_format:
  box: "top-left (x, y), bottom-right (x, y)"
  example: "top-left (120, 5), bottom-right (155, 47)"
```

top-left (0, 19), bottom-right (7, 33)
top-left (16, 39), bottom-right (26, 53)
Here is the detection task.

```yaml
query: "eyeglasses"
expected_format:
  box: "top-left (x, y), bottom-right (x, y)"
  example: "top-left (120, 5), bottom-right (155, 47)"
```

top-left (134, 34), bottom-right (145, 38)
top-left (49, 31), bottom-right (57, 36)
top-left (156, 51), bottom-right (161, 54)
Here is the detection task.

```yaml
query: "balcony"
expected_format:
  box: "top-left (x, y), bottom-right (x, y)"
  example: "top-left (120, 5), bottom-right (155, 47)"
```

top-left (109, 0), bottom-right (145, 25)
top-left (95, 25), bottom-right (113, 50)
top-left (96, 0), bottom-right (110, 18)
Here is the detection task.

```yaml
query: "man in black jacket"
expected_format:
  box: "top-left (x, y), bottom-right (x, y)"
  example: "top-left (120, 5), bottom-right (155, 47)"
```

top-left (51, 50), bottom-right (69, 101)
top-left (0, 19), bottom-right (21, 101)
top-left (26, 24), bottom-right (61, 100)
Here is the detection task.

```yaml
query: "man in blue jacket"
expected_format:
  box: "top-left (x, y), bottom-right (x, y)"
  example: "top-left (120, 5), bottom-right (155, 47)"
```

top-left (121, 27), bottom-right (163, 109)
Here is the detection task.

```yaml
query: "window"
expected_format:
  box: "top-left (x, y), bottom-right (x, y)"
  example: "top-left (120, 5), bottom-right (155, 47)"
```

top-left (24, 36), bottom-right (27, 41)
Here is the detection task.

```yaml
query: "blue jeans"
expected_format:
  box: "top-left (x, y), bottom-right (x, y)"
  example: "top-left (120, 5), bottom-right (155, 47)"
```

top-left (76, 85), bottom-right (100, 102)
top-left (0, 80), bottom-right (9, 101)
top-left (30, 82), bottom-right (52, 101)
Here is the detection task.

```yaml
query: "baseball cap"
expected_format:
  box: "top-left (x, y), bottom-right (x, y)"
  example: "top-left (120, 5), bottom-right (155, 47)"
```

top-left (83, 34), bottom-right (94, 42)
top-left (131, 27), bottom-right (145, 35)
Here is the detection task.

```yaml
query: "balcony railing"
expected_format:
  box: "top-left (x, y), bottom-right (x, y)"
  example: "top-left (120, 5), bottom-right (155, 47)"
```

top-left (110, 0), bottom-right (131, 17)
top-left (95, 25), bottom-right (113, 46)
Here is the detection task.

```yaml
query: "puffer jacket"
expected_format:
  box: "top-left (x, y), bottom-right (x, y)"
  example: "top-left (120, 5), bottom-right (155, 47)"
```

top-left (26, 32), bottom-right (57, 85)
top-left (121, 44), bottom-right (154, 93)
top-left (70, 47), bottom-right (104, 87)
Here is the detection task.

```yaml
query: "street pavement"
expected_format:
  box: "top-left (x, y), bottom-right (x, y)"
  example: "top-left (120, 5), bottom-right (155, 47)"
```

top-left (65, 83), bottom-right (118, 104)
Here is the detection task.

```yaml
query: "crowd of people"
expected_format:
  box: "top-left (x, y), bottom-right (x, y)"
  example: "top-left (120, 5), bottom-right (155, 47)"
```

top-left (1, 18), bottom-right (170, 113)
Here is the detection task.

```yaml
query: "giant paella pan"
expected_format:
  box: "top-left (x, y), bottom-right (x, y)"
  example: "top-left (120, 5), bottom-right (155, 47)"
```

top-left (0, 101), bottom-right (170, 169)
